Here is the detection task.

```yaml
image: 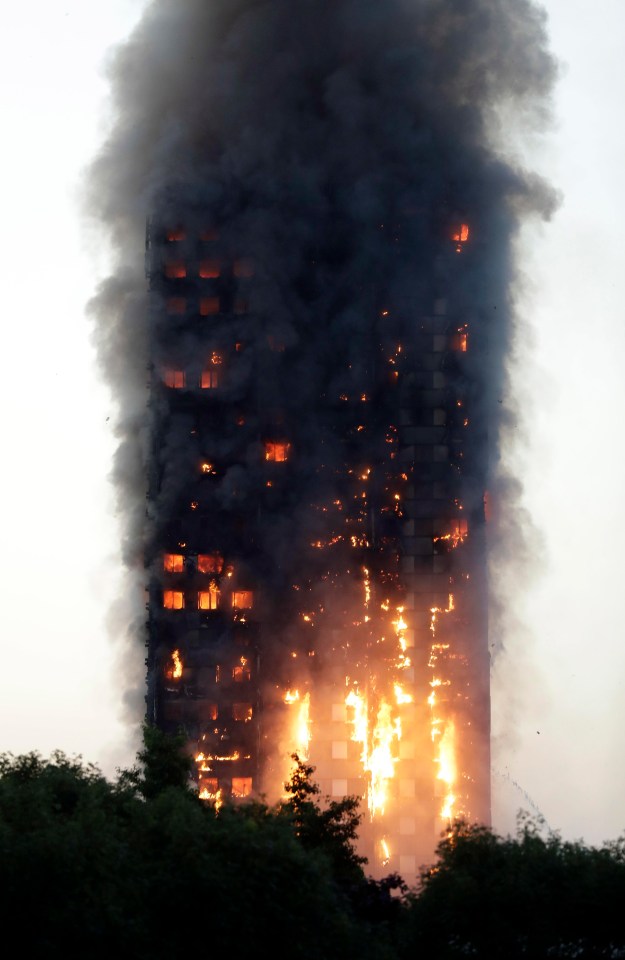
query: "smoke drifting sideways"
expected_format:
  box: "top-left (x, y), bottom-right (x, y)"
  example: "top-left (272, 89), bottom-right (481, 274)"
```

top-left (83, 0), bottom-right (558, 744)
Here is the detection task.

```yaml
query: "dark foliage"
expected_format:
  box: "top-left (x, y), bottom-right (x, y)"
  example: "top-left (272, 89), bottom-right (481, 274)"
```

top-left (2, 729), bottom-right (625, 960)
top-left (399, 815), bottom-right (625, 959)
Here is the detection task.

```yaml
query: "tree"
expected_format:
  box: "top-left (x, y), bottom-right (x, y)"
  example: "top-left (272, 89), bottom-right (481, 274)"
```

top-left (0, 742), bottom-right (396, 960)
top-left (399, 814), bottom-right (625, 959)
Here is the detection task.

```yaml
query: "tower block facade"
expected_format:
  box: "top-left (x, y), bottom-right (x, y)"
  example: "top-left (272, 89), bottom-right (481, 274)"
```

top-left (145, 200), bottom-right (491, 879)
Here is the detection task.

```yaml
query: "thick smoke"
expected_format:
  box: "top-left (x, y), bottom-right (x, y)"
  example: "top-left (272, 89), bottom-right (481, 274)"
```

top-left (84, 0), bottom-right (557, 788)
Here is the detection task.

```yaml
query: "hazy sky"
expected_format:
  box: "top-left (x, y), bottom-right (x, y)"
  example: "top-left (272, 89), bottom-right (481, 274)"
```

top-left (0, 0), bottom-right (623, 847)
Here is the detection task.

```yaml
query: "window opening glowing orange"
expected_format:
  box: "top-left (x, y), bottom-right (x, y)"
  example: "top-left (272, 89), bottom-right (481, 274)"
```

top-left (198, 585), bottom-right (220, 610)
top-left (165, 260), bottom-right (186, 278)
top-left (232, 591), bottom-right (253, 610)
top-left (163, 590), bottom-right (184, 610)
top-left (163, 553), bottom-right (184, 573)
top-left (197, 554), bottom-right (224, 574)
top-left (199, 259), bottom-right (221, 278)
top-left (164, 370), bottom-right (186, 389)
top-left (265, 442), bottom-right (290, 462)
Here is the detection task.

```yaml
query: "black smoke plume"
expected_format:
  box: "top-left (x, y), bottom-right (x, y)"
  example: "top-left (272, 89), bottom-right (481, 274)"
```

top-left (83, 0), bottom-right (558, 823)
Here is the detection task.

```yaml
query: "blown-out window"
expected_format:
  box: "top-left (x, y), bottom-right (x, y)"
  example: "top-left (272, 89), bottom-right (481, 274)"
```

top-left (199, 259), bottom-right (221, 279)
top-left (198, 585), bottom-right (220, 610)
top-left (165, 260), bottom-right (186, 278)
top-left (232, 703), bottom-right (253, 721)
top-left (231, 777), bottom-right (252, 798)
top-left (197, 554), bottom-right (224, 574)
top-left (163, 590), bottom-right (184, 610)
top-left (232, 591), bottom-right (253, 610)
top-left (163, 370), bottom-right (186, 389)
top-left (163, 553), bottom-right (184, 573)
top-left (232, 661), bottom-right (251, 682)
top-left (265, 442), bottom-right (290, 462)
top-left (201, 370), bottom-right (220, 389)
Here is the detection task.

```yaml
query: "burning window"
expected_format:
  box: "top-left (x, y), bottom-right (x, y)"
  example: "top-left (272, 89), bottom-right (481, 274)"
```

top-left (199, 259), bottom-right (221, 278)
top-left (165, 649), bottom-right (183, 680)
top-left (451, 328), bottom-right (468, 352)
top-left (450, 223), bottom-right (469, 243)
top-left (232, 703), bottom-right (253, 721)
top-left (233, 259), bottom-right (254, 278)
top-left (265, 442), bottom-right (290, 462)
top-left (231, 777), bottom-right (252, 798)
top-left (198, 585), bottom-right (220, 610)
top-left (200, 296), bottom-right (220, 316)
top-left (197, 554), bottom-right (224, 574)
top-left (199, 776), bottom-right (219, 795)
top-left (200, 370), bottom-right (220, 389)
top-left (232, 591), bottom-right (253, 610)
top-left (166, 228), bottom-right (186, 242)
top-left (163, 590), bottom-right (184, 610)
top-left (200, 703), bottom-right (219, 722)
top-left (163, 370), bottom-right (186, 389)
top-left (167, 297), bottom-right (187, 315)
top-left (450, 223), bottom-right (470, 253)
top-left (165, 260), bottom-right (186, 279)
top-left (163, 553), bottom-right (184, 573)
top-left (233, 660), bottom-right (251, 682)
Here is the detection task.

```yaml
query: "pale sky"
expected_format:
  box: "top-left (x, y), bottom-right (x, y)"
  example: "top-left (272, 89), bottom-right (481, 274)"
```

top-left (0, 0), bottom-right (623, 847)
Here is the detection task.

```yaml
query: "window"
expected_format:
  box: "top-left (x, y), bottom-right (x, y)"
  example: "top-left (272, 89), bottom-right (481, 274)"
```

top-left (163, 590), bottom-right (184, 610)
top-left (166, 228), bottom-right (186, 242)
top-left (231, 777), bottom-right (252, 798)
top-left (197, 554), bottom-right (224, 574)
top-left (166, 297), bottom-right (187, 315)
top-left (200, 370), bottom-right (220, 389)
top-left (163, 553), bottom-right (184, 573)
top-left (198, 585), bottom-right (220, 610)
top-left (163, 370), bottom-right (186, 389)
top-left (232, 591), bottom-right (253, 610)
top-left (265, 442), bottom-right (290, 462)
top-left (332, 741), bottom-right (348, 760)
top-left (200, 228), bottom-right (219, 242)
top-left (232, 661), bottom-right (251, 682)
top-left (450, 223), bottom-right (469, 243)
top-left (331, 779), bottom-right (348, 797)
top-left (164, 260), bottom-right (186, 278)
top-left (198, 777), bottom-right (219, 800)
top-left (232, 703), bottom-right (253, 721)
top-left (200, 296), bottom-right (220, 316)
top-left (233, 259), bottom-right (254, 278)
top-left (451, 329), bottom-right (468, 352)
top-left (199, 703), bottom-right (218, 722)
top-left (199, 259), bottom-right (221, 279)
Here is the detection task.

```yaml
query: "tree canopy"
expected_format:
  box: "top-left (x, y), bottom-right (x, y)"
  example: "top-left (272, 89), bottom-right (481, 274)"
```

top-left (0, 725), bottom-right (624, 959)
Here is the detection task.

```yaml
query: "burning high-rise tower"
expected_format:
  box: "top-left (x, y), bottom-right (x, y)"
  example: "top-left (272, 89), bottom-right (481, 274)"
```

top-left (86, 0), bottom-right (557, 882)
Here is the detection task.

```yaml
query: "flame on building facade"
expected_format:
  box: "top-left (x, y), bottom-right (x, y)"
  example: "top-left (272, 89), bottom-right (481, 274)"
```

top-left (145, 209), bottom-right (491, 881)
